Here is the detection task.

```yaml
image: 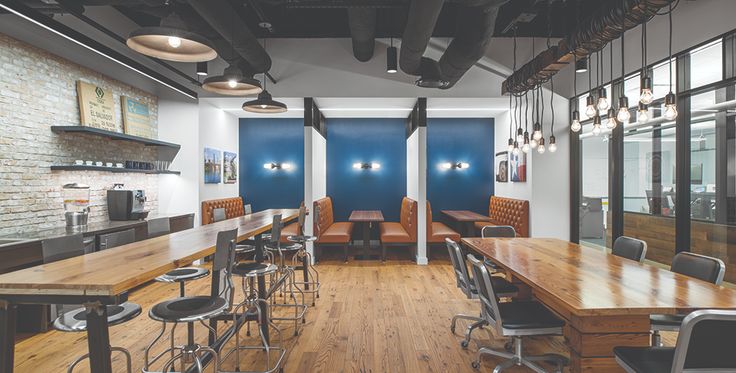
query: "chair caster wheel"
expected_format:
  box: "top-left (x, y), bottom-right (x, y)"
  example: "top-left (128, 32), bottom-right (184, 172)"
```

top-left (450, 326), bottom-right (456, 333)
top-left (312, 302), bottom-right (316, 307)
top-left (302, 318), bottom-right (306, 324)
top-left (504, 341), bottom-right (513, 352)
top-left (317, 294), bottom-right (320, 299)
top-left (246, 331), bottom-right (251, 337)
top-left (471, 361), bottom-right (480, 370)
top-left (294, 331), bottom-right (299, 336)
top-left (460, 340), bottom-right (469, 349)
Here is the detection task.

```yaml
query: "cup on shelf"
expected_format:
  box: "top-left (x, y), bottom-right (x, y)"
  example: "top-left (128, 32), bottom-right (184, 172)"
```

top-left (115, 163), bottom-right (123, 168)
top-left (74, 160), bottom-right (83, 165)
top-left (105, 162), bottom-right (113, 167)
top-left (95, 161), bottom-right (103, 167)
top-left (85, 160), bottom-right (94, 166)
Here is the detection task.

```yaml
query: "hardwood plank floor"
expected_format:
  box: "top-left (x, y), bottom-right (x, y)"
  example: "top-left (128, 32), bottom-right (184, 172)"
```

top-left (13, 250), bottom-right (676, 372)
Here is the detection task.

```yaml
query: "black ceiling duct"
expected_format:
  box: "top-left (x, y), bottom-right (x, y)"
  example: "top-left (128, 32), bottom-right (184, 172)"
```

top-left (347, 8), bottom-right (376, 62)
top-left (399, 0), bottom-right (445, 77)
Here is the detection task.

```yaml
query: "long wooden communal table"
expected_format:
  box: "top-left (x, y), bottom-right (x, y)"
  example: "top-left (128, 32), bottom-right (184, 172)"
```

top-left (461, 237), bottom-right (736, 373)
top-left (0, 208), bottom-right (299, 373)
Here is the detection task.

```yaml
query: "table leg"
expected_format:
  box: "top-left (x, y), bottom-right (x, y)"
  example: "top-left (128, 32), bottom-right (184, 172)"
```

top-left (0, 301), bottom-right (16, 373)
top-left (257, 275), bottom-right (270, 344)
top-left (84, 302), bottom-right (113, 373)
top-left (564, 314), bottom-right (650, 372)
top-left (363, 222), bottom-right (370, 255)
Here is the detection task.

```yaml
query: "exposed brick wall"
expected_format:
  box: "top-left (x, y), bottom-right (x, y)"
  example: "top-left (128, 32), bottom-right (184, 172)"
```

top-left (0, 33), bottom-right (161, 236)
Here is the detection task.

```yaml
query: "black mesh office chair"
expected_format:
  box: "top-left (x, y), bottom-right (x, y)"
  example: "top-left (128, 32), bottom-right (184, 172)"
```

top-left (48, 232), bottom-right (141, 373)
top-left (615, 310), bottom-right (736, 373)
top-left (651, 252), bottom-right (726, 346)
top-left (143, 228), bottom-right (238, 373)
top-left (446, 238), bottom-right (518, 349)
top-left (612, 236), bottom-right (647, 263)
top-left (467, 254), bottom-right (567, 372)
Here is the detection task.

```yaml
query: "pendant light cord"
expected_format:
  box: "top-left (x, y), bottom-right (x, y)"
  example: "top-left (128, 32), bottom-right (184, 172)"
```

top-left (621, 0), bottom-right (625, 86)
top-left (642, 0), bottom-right (647, 79)
top-left (668, 1), bottom-right (673, 92)
top-left (525, 91), bottom-right (529, 132)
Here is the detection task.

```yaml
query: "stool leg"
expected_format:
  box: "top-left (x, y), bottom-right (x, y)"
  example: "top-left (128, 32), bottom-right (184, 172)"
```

top-left (179, 281), bottom-right (186, 297)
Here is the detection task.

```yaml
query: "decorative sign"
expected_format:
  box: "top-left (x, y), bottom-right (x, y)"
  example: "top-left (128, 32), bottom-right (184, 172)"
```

top-left (76, 81), bottom-right (116, 131)
top-left (223, 151), bottom-right (238, 184)
top-left (495, 151), bottom-right (508, 183)
top-left (510, 150), bottom-right (527, 182)
top-left (121, 96), bottom-right (154, 139)
top-left (204, 147), bottom-right (222, 184)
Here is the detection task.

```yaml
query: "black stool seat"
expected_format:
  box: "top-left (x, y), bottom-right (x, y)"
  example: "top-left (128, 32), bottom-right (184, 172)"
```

top-left (497, 301), bottom-right (565, 330)
top-left (265, 242), bottom-right (302, 252)
top-left (232, 262), bottom-right (278, 277)
top-left (286, 235), bottom-right (317, 244)
top-left (149, 296), bottom-right (228, 323)
top-left (466, 277), bottom-right (518, 296)
top-left (613, 346), bottom-right (674, 373)
top-left (650, 314), bottom-right (685, 327)
top-left (53, 302), bottom-right (142, 332)
top-left (156, 267), bottom-right (209, 283)
top-left (235, 244), bottom-right (256, 254)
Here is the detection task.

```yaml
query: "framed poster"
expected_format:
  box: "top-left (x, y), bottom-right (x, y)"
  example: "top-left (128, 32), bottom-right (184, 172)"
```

top-left (76, 81), bottom-right (116, 131)
top-left (204, 147), bottom-right (222, 184)
top-left (223, 151), bottom-right (238, 184)
top-left (495, 151), bottom-right (508, 183)
top-left (510, 151), bottom-right (527, 182)
top-left (121, 96), bottom-right (154, 139)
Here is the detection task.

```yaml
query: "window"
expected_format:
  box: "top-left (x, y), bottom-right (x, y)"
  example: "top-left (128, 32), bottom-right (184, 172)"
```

top-left (652, 59), bottom-right (676, 101)
top-left (690, 40), bottom-right (722, 88)
top-left (580, 125), bottom-right (609, 249)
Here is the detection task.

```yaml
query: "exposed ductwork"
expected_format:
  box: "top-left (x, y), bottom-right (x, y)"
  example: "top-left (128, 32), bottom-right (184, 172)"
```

top-left (186, 0), bottom-right (271, 73)
top-left (347, 8), bottom-right (376, 62)
top-left (399, 0), bottom-right (445, 81)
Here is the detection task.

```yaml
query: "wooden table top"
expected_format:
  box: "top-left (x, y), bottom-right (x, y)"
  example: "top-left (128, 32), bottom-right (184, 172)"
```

top-left (441, 210), bottom-right (491, 222)
top-left (0, 209), bottom-right (299, 297)
top-left (461, 237), bottom-right (736, 317)
top-left (348, 210), bottom-right (385, 222)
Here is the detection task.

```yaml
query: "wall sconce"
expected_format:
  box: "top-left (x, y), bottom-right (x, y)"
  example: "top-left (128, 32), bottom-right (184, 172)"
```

top-left (440, 162), bottom-right (470, 170)
top-left (263, 162), bottom-right (292, 170)
top-left (353, 162), bottom-right (381, 170)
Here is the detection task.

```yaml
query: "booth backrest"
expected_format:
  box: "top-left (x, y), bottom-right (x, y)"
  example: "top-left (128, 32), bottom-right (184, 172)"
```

top-left (313, 197), bottom-right (335, 238)
top-left (202, 197), bottom-right (245, 225)
top-left (426, 201), bottom-right (434, 236)
top-left (488, 196), bottom-right (529, 237)
top-left (401, 197), bottom-right (418, 242)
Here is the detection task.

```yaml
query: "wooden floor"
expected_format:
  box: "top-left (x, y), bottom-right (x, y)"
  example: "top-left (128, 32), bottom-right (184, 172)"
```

top-left (13, 250), bottom-right (676, 372)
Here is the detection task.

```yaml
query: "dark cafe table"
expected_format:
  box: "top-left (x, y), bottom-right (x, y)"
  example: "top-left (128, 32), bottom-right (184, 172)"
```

top-left (441, 210), bottom-right (491, 237)
top-left (348, 210), bottom-right (384, 260)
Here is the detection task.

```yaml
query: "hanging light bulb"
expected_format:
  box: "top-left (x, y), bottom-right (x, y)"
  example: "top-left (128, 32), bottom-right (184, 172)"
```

top-left (597, 87), bottom-right (609, 111)
top-left (530, 138), bottom-right (538, 149)
top-left (585, 95), bottom-right (597, 117)
top-left (522, 134), bottom-right (530, 153)
top-left (617, 97), bottom-right (630, 123)
top-left (507, 138), bottom-right (514, 152)
top-left (639, 76), bottom-right (653, 104)
top-left (571, 110), bottom-right (582, 132)
top-left (516, 127), bottom-right (524, 143)
top-left (637, 103), bottom-right (650, 123)
top-left (532, 122), bottom-right (543, 141)
top-left (605, 108), bottom-right (618, 129)
top-left (592, 115), bottom-right (602, 136)
top-left (663, 92), bottom-right (678, 120)
top-left (548, 135), bottom-right (557, 153)
top-left (536, 137), bottom-right (546, 154)
top-left (512, 140), bottom-right (520, 155)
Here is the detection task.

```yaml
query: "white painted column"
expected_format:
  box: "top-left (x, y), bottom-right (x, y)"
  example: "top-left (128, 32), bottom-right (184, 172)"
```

top-left (303, 127), bottom-right (315, 259)
top-left (415, 127), bottom-right (428, 265)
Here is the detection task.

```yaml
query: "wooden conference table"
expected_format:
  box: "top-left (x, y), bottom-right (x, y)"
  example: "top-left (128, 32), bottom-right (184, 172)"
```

top-left (0, 208), bottom-right (299, 373)
top-left (462, 237), bottom-right (736, 373)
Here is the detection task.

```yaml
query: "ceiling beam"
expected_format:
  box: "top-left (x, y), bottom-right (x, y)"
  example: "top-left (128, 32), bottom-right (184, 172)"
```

top-left (501, 0), bottom-right (675, 95)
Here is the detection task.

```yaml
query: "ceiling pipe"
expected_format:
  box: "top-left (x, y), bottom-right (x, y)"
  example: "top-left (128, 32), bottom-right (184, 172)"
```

top-left (186, 0), bottom-right (271, 73)
top-left (347, 8), bottom-right (376, 62)
top-left (399, 0), bottom-right (445, 77)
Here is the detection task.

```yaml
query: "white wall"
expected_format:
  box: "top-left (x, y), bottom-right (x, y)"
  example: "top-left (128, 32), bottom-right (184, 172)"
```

top-left (158, 99), bottom-right (201, 224)
top-left (406, 129), bottom-right (419, 200)
top-left (494, 109), bottom-right (533, 203)
top-left (304, 127), bottom-right (327, 258)
top-left (198, 102), bottom-right (240, 209)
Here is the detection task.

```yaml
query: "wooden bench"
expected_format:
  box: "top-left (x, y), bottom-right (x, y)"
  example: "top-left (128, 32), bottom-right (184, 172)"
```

top-left (379, 197), bottom-right (418, 261)
top-left (426, 201), bottom-right (460, 259)
top-left (474, 196), bottom-right (530, 237)
top-left (313, 197), bottom-right (353, 262)
top-left (201, 196), bottom-right (245, 225)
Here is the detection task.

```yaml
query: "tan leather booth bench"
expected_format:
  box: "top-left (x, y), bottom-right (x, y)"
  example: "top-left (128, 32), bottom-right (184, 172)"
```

top-left (474, 196), bottom-right (530, 237)
top-left (379, 197), bottom-right (418, 261)
top-left (426, 201), bottom-right (460, 244)
top-left (313, 197), bottom-right (353, 262)
top-left (201, 197), bottom-right (245, 225)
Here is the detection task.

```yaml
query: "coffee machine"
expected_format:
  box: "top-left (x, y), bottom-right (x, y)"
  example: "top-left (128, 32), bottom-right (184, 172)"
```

top-left (107, 189), bottom-right (149, 220)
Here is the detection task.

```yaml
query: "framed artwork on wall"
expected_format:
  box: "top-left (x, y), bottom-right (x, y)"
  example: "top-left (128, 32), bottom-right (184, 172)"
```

top-left (223, 151), bottom-right (238, 184)
top-left (510, 151), bottom-right (527, 182)
top-left (204, 147), bottom-right (222, 184)
top-left (121, 96), bottom-right (154, 139)
top-left (495, 151), bottom-right (508, 183)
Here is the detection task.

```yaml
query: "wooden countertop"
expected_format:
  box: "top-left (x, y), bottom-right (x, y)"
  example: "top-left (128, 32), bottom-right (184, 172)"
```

top-left (348, 210), bottom-right (385, 222)
top-left (441, 210), bottom-right (490, 222)
top-left (462, 237), bottom-right (736, 317)
top-left (0, 209), bottom-right (297, 297)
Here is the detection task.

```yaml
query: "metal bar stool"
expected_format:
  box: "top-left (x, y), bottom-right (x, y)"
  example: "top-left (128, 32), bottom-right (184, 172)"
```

top-left (285, 206), bottom-right (320, 307)
top-left (143, 228), bottom-right (238, 373)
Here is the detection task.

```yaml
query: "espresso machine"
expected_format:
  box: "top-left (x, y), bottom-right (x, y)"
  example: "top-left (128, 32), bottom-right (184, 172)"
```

top-left (63, 183), bottom-right (90, 228)
top-left (107, 188), bottom-right (149, 220)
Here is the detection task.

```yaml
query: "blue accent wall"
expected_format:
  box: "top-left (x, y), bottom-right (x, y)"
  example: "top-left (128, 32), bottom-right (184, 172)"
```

top-left (327, 118), bottom-right (407, 222)
top-left (427, 118), bottom-right (494, 218)
top-left (239, 118), bottom-right (304, 211)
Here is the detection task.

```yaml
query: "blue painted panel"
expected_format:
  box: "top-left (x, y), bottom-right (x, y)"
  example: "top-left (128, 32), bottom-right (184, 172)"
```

top-left (326, 118), bottom-right (407, 222)
top-left (239, 118), bottom-right (304, 211)
top-left (427, 118), bottom-right (494, 219)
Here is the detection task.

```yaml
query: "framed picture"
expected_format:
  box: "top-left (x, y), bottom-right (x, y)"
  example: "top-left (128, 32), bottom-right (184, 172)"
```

top-left (76, 81), bottom-right (116, 132)
top-left (204, 147), bottom-right (222, 184)
top-left (495, 151), bottom-right (508, 183)
top-left (510, 150), bottom-right (527, 182)
top-left (223, 151), bottom-right (238, 184)
top-left (121, 96), bottom-right (154, 139)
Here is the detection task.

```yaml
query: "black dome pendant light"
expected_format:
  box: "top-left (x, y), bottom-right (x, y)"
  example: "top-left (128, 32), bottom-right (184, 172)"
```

top-left (127, 6), bottom-right (217, 63)
top-left (243, 38), bottom-right (287, 114)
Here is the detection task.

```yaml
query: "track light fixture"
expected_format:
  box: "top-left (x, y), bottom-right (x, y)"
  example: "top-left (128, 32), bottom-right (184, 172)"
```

top-left (127, 11), bottom-right (217, 63)
top-left (386, 38), bottom-right (398, 74)
top-left (575, 57), bottom-right (588, 73)
top-left (196, 61), bottom-right (208, 76)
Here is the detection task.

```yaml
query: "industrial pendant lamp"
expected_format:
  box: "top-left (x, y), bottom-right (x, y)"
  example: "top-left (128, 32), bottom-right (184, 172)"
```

top-left (639, 1), bottom-right (653, 105)
top-left (605, 42), bottom-right (617, 130)
top-left (617, 0), bottom-right (631, 124)
top-left (637, 102), bottom-right (650, 123)
top-left (202, 65), bottom-right (262, 96)
top-left (663, 2), bottom-right (678, 120)
top-left (575, 58), bottom-right (588, 73)
top-left (585, 52), bottom-right (596, 118)
top-left (196, 62), bottom-right (208, 76)
top-left (597, 47), bottom-right (609, 112)
top-left (243, 39), bottom-right (288, 114)
top-left (522, 95), bottom-right (531, 153)
top-left (127, 11), bottom-right (217, 63)
top-left (529, 90), bottom-right (538, 149)
top-left (387, 37), bottom-right (398, 74)
top-left (592, 114), bottom-right (602, 136)
top-left (571, 53), bottom-right (582, 132)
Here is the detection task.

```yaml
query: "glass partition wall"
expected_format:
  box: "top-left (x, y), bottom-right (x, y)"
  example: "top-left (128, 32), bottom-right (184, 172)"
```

top-left (571, 32), bottom-right (736, 282)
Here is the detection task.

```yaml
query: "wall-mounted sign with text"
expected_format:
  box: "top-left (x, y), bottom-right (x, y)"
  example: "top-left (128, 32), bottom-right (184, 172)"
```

top-left (76, 80), bottom-right (116, 132)
top-left (121, 96), bottom-right (154, 139)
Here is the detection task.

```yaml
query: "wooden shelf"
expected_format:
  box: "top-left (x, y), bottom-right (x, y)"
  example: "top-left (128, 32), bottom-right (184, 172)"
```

top-left (50, 126), bottom-right (180, 150)
top-left (50, 165), bottom-right (181, 175)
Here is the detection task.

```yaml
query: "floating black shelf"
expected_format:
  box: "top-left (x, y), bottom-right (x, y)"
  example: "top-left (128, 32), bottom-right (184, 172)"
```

top-left (50, 125), bottom-right (181, 150)
top-left (50, 165), bottom-right (181, 175)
